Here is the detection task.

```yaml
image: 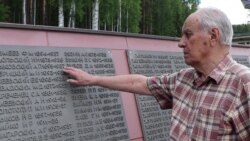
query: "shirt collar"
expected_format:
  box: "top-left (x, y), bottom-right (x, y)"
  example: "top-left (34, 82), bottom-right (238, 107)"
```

top-left (193, 54), bottom-right (235, 85)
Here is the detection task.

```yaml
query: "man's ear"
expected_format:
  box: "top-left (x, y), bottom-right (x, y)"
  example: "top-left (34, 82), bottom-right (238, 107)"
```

top-left (210, 28), bottom-right (220, 46)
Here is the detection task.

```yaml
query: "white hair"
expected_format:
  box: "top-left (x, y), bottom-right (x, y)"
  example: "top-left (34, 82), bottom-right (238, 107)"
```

top-left (196, 7), bottom-right (233, 46)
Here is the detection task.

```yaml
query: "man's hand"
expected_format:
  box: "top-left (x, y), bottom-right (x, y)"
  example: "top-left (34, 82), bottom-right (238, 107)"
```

top-left (63, 67), bottom-right (151, 95)
top-left (63, 67), bottom-right (96, 86)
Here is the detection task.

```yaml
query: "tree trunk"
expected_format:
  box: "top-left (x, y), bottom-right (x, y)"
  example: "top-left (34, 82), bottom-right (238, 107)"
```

top-left (58, 0), bottom-right (64, 27)
top-left (42, 0), bottom-right (47, 25)
top-left (117, 0), bottom-right (121, 32)
top-left (111, 17), bottom-right (114, 31)
top-left (126, 8), bottom-right (128, 32)
top-left (142, 0), bottom-right (145, 33)
top-left (92, 0), bottom-right (99, 30)
top-left (33, 0), bottom-right (36, 25)
top-left (23, 0), bottom-right (26, 24)
top-left (29, 0), bottom-right (33, 24)
top-left (68, 0), bottom-right (75, 28)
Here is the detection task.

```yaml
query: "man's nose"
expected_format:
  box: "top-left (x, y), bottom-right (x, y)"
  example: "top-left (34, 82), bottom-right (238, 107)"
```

top-left (178, 38), bottom-right (186, 48)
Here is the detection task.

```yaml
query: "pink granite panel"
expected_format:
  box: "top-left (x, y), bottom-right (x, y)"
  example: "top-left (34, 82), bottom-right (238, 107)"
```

top-left (47, 32), bottom-right (127, 49)
top-left (0, 28), bottom-right (47, 46)
top-left (126, 37), bottom-right (182, 52)
top-left (111, 50), bottom-right (143, 140)
top-left (231, 46), bottom-right (250, 56)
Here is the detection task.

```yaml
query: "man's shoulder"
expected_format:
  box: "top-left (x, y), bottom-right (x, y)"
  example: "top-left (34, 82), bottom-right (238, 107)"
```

top-left (175, 67), bottom-right (195, 78)
top-left (228, 63), bottom-right (250, 83)
top-left (179, 67), bottom-right (195, 74)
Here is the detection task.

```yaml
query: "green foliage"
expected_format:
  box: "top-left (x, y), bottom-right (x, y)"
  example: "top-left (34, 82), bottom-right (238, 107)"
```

top-left (74, 0), bottom-right (85, 25)
top-left (140, 0), bottom-right (199, 37)
top-left (0, 0), bottom-right (200, 37)
top-left (99, 0), bottom-right (119, 30)
top-left (152, 0), bottom-right (176, 36)
top-left (1, 0), bottom-right (22, 23)
top-left (121, 0), bottom-right (141, 33)
top-left (64, 0), bottom-right (85, 26)
top-left (0, 2), bottom-right (9, 22)
top-left (233, 24), bottom-right (250, 33)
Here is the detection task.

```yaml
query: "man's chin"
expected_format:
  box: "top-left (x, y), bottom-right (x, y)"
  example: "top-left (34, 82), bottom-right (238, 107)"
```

top-left (184, 59), bottom-right (190, 65)
top-left (184, 60), bottom-right (193, 66)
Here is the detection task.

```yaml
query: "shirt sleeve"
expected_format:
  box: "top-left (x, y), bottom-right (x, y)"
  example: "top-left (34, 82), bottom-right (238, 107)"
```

top-left (147, 74), bottom-right (174, 109)
top-left (232, 82), bottom-right (250, 140)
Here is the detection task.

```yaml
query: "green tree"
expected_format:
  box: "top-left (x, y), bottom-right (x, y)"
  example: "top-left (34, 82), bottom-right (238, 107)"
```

top-left (121, 0), bottom-right (141, 33)
top-left (0, 2), bottom-right (9, 22)
top-left (0, 0), bottom-right (199, 37)
top-left (63, 0), bottom-right (85, 28)
top-left (141, 0), bottom-right (153, 34)
top-left (1, 0), bottom-right (22, 23)
top-left (140, 0), bottom-right (199, 37)
top-left (99, 0), bottom-right (119, 31)
top-left (152, 0), bottom-right (175, 36)
top-left (233, 24), bottom-right (250, 33)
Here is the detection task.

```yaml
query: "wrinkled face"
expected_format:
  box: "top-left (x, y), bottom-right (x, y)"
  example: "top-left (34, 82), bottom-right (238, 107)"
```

top-left (178, 13), bottom-right (211, 67)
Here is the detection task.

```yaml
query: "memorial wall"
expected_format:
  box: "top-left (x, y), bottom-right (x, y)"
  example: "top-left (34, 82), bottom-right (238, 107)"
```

top-left (127, 51), bottom-right (188, 141)
top-left (0, 24), bottom-right (249, 141)
top-left (0, 45), bottom-right (129, 141)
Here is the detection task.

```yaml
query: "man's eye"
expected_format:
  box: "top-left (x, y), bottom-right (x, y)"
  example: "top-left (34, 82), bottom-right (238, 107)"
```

top-left (185, 32), bottom-right (192, 39)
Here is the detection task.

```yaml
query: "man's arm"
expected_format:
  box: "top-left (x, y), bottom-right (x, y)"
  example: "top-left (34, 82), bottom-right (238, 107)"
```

top-left (63, 67), bottom-right (152, 95)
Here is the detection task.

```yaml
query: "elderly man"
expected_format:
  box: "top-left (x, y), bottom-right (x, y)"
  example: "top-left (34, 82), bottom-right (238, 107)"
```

top-left (64, 8), bottom-right (250, 140)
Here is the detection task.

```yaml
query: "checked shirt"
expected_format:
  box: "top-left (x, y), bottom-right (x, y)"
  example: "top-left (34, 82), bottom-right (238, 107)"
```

top-left (147, 55), bottom-right (250, 141)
